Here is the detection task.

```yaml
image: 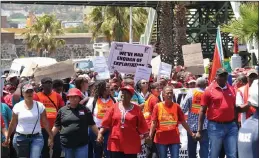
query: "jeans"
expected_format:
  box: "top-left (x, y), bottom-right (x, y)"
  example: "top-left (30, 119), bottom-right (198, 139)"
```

top-left (13, 133), bottom-right (44, 158)
top-left (155, 143), bottom-right (180, 158)
top-left (41, 128), bottom-right (62, 158)
top-left (110, 151), bottom-right (137, 158)
top-left (62, 144), bottom-right (88, 158)
top-left (207, 121), bottom-right (238, 158)
top-left (187, 130), bottom-right (209, 158)
top-left (89, 127), bottom-right (110, 158)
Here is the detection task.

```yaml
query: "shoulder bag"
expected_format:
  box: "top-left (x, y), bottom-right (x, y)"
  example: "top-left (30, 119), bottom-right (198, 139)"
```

top-left (16, 102), bottom-right (39, 158)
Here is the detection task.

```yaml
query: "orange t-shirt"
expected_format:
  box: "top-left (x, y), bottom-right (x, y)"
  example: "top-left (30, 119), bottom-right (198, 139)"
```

top-left (143, 94), bottom-right (159, 128)
top-left (34, 91), bottom-right (65, 128)
top-left (152, 102), bottom-right (185, 145)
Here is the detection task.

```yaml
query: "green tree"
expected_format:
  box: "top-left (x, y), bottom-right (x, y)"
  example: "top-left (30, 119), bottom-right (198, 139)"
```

top-left (222, 3), bottom-right (258, 43)
top-left (22, 14), bottom-right (65, 56)
top-left (86, 6), bottom-right (148, 45)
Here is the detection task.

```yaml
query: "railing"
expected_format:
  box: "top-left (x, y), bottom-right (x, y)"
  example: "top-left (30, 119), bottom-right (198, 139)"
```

top-left (139, 8), bottom-right (157, 45)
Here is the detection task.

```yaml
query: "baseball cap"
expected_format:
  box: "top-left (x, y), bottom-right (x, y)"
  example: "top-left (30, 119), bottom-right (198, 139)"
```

top-left (187, 79), bottom-right (196, 84)
top-left (121, 85), bottom-right (135, 95)
top-left (41, 77), bottom-right (52, 84)
top-left (216, 68), bottom-right (228, 75)
top-left (22, 83), bottom-right (34, 93)
top-left (247, 69), bottom-right (258, 77)
top-left (248, 79), bottom-right (258, 107)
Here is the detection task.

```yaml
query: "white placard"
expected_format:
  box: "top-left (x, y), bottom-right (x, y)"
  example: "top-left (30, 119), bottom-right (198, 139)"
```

top-left (8, 62), bottom-right (22, 77)
top-left (134, 66), bottom-right (152, 85)
top-left (158, 62), bottom-right (172, 80)
top-left (93, 56), bottom-right (110, 80)
top-left (108, 42), bottom-right (153, 73)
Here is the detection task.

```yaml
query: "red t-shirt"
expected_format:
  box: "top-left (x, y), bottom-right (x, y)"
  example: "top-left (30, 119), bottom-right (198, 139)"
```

top-left (151, 102), bottom-right (185, 145)
top-left (34, 91), bottom-right (65, 128)
top-left (102, 103), bottom-right (148, 154)
top-left (201, 81), bottom-right (236, 122)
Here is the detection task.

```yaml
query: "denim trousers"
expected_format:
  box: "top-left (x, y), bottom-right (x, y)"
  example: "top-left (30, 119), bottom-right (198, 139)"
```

top-left (89, 127), bottom-right (110, 158)
top-left (155, 143), bottom-right (180, 158)
top-left (13, 133), bottom-right (44, 158)
top-left (187, 130), bottom-right (209, 158)
top-left (41, 128), bottom-right (62, 158)
top-left (207, 121), bottom-right (238, 158)
top-left (62, 144), bottom-right (88, 158)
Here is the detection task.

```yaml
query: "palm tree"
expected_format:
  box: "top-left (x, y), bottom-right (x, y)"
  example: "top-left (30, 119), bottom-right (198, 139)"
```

top-left (159, 1), bottom-right (174, 66)
top-left (173, 2), bottom-right (187, 66)
top-left (22, 14), bottom-right (65, 56)
top-left (86, 6), bottom-right (147, 46)
top-left (222, 2), bottom-right (258, 43)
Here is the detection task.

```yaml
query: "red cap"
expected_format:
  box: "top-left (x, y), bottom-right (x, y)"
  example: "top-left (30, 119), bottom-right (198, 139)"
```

top-left (121, 85), bottom-right (135, 95)
top-left (67, 88), bottom-right (83, 99)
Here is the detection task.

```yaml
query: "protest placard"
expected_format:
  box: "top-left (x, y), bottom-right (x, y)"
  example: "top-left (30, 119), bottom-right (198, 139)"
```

top-left (34, 60), bottom-right (75, 83)
top-left (151, 55), bottom-right (161, 76)
top-left (8, 62), bottom-right (22, 77)
top-left (93, 56), bottom-right (110, 80)
top-left (108, 42), bottom-right (153, 74)
top-left (134, 66), bottom-right (152, 85)
top-left (182, 43), bottom-right (205, 75)
top-left (20, 62), bottom-right (37, 77)
top-left (158, 62), bottom-right (172, 80)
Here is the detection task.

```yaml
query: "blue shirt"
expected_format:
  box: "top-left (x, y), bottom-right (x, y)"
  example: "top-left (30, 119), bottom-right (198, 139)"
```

top-left (181, 88), bottom-right (208, 132)
top-left (1, 103), bottom-right (12, 141)
top-left (238, 111), bottom-right (259, 158)
top-left (117, 91), bottom-right (145, 105)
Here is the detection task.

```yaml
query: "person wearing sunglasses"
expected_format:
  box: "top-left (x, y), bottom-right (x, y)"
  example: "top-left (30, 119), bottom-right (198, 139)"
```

top-left (136, 79), bottom-right (150, 100)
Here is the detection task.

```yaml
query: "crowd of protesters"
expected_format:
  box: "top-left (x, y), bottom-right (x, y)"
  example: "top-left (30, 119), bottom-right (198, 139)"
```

top-left (0, 65), bottom-right (258, 158)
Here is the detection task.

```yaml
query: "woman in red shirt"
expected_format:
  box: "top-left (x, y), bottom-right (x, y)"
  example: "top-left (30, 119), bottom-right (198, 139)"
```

top-left (97, 85), bottom-right (148, 158)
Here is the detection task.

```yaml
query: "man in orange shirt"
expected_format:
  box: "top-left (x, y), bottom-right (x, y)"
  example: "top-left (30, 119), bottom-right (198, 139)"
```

top-left (34, 77), bottom-right (65, 158)
top-left (149, 86), bottom-right (195, 158)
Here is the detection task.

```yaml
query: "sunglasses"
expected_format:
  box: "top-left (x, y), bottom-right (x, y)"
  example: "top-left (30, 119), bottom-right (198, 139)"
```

top-left (141, 82), bottom-right (148, 85)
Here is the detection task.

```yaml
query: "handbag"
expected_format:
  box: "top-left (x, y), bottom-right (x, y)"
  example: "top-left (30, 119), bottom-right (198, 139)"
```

top-left (16, 102), bottom-right (39, 158)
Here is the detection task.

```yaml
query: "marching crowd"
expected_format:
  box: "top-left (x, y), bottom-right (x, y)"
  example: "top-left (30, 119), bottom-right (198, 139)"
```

top-left (0, 65), bottom-right (258, 158)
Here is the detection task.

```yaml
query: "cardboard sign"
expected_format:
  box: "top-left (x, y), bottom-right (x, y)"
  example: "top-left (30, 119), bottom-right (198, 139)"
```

top-left (158, 62), bottom-right (172, 80)
top-left (34, 60), bottom-right (75, 83)
top-left (20, 62), bottom-right (38, 77)
top-left (182, 43), bottom-right (204, 75)
top-left (134, 66), bottom-right (152, 85)
top-left (108, 42), bottom-right (153, 73)
top-left (93, 56), bottom-right (110, 80)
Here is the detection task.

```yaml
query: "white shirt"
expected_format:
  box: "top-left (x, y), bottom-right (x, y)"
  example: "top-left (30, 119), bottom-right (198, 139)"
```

top-left (13, 100), bottom-right (45, 134)
top-left (236, 86), bottom-right (246, 125)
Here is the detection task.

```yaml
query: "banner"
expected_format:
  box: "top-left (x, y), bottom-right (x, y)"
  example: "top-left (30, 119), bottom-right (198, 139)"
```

top-left (34, 60), bottom-right (75, 83)
top-left (134, 66), bottom-right (152, 85)
top-left (182, 43), bottom-right (205, 75)
top-left (93, 56), bottom-right (110, 80)
top-left (108, 42), bottom-right (153, 73)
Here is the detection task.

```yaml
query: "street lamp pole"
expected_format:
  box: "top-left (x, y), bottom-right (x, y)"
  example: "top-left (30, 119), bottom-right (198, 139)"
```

top-left (129, 7), bottom-right (133, 44)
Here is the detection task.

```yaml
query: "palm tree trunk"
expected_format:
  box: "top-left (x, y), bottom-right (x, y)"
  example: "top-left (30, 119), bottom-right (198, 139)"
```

top-left (173, 2), bottom-right (187, 66)
top-left (159, 1), bottom-right (175, 66)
